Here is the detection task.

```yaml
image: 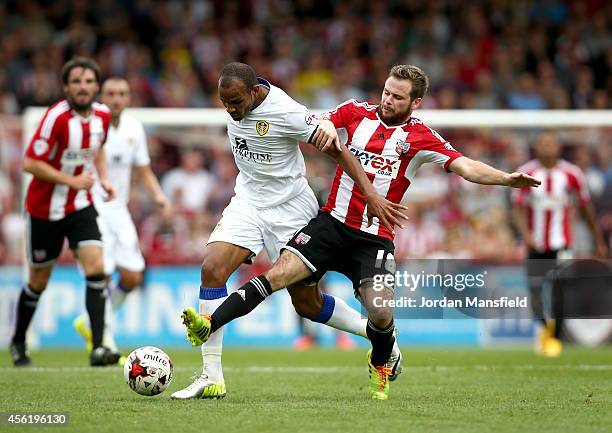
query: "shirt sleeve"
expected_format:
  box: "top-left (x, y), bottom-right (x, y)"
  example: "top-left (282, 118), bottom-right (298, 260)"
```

top-left (96, 104), bottom-right (112, 148)
top-left (25, 107), bottom-right (63, 161)
top-left (318, 99), bottom-right (357, 129)
top-left (418, 125), bottom-right (463, 171)
top-left (280, 104), bottom-right (319, 143)
top-left (133, 122), bottom-right (151, 166)
top-left (567, 168), bottom-right (591, 205)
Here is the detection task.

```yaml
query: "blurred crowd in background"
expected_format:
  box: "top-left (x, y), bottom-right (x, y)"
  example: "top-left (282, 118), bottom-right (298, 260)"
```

top-left (0, 0), bottom-right (611, 265)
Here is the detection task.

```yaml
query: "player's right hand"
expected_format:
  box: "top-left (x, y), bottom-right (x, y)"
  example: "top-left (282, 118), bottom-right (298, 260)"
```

top-left (365, 193), bottom-right (409, 234)
top-left (69, 173), bottom-right (95, 190)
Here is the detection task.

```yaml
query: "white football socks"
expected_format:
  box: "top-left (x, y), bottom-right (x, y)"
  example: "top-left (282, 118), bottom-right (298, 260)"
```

top-left (324, 295), bottom-right (367, 338)
top-left (109, 281), bottom-right (130, 309)
top-left (199, 295), bottom-right (226, 383)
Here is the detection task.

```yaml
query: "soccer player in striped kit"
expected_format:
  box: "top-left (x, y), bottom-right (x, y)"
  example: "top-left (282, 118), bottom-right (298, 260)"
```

top-left (512, 131), bottom-right (608, 357)
top-left (10, 57), bottom-right (118, 367)
top-left (182, 64), bottom-right (541, 399)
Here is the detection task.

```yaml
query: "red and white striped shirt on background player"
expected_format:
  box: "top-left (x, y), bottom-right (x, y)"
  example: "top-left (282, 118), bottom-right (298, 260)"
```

top-left (319, 99), bottom-right (463, 240)
top-left (512, 159), bottom-right (590, 252)
top-left (25, 99), bottom-right (111, 221)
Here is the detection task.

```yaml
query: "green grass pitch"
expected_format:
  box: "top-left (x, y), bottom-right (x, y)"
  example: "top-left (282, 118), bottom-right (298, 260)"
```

top-left (2, 347), bottom-right (612, 433)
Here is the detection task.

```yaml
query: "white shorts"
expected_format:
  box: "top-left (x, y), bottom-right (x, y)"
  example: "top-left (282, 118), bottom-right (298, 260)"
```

top-left (207, 189), bottom-right (319, 263)
top-left (97, 207), bottom-right (145, 275)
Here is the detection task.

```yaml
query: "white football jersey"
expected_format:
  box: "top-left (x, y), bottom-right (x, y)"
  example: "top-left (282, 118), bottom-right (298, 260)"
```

top-left (93, 112), bottom-right (150, 211)
top-left (226, 78), bottom-right (318, 208)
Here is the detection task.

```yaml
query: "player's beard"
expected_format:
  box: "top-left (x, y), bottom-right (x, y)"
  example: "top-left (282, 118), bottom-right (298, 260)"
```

top-left (68, 93), bottom-right (95, 112)
top-left (378, 105), bottom-right (412, 126)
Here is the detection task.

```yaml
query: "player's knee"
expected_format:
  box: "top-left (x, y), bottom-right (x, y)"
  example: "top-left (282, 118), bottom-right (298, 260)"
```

top-left (120, 272), bottom-right (142, 290)
top-left (80, 255), bottom-right (105, 276)
top-left (28, 278), bottom-right (49, 293)
top-left (201, 259), bottom-right (231, 287)
top-left (367, 311), bottom-right (393, 330)
top-left (28, 267), bottom-right (52, 292)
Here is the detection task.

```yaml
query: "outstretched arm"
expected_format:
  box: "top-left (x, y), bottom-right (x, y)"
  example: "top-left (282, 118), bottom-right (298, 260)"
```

top-left (449, 156), bottom-right (541, 188)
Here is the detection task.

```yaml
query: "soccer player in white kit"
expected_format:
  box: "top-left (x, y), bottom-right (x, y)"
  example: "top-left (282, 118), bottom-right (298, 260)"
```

top-left (74, 77), bottom-right (171, 353)
top-left (171, 62), bottom-right (407, 399)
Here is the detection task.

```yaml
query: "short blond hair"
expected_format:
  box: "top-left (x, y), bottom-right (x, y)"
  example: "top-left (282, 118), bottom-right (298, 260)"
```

top-left (389, 65), bottom-right (429, 100)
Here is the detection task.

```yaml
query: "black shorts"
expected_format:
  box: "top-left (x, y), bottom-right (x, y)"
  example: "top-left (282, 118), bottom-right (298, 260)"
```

top-left (26, 205), bottom-right (102, 266)
top-left (283, 211), bottom-right (395, 293)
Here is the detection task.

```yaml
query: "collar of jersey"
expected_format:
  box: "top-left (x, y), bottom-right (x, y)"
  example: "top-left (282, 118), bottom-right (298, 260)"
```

top-left (257, 77), bottom-right (271, 89)
top-left (69, 105), bottom-right (94, 121)
top-left (249, 77), bottom-right (272, 116)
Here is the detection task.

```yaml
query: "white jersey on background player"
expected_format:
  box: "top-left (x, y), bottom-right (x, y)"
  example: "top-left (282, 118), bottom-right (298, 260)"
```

top-left (92, 111), bottom-right (150, 276)
top-left (74, 77), bottom-right (170, 354)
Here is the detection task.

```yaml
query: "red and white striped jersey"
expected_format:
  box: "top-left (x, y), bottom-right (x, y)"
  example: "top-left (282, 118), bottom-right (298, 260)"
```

top-left (25, 99), bottom-right (111, 221)
top-left (512, 159), bottom-right (590, 252)
top-left (320, 99), bottom-right (463, 240)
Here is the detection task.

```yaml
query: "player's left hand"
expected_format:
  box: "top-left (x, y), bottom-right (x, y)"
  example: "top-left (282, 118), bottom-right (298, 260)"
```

top-left (506, 172), bottom-right (541, 188)
top-left (311, 120), bottom-right (342, 154)
top-left (100, 179), bottom-right (116, 202)
top-left (365, 193), bottom-right (409, 234)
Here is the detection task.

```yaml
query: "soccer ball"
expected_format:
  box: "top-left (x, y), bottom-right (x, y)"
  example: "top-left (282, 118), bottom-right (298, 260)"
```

top-left (124, 346), bottom-right (173, 396)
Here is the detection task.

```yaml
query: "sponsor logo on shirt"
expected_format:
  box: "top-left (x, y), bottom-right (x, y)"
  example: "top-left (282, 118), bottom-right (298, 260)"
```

top-left (255, 120), bottom-right (269, 136)
top-left (349, 147), bottom-right (400, 179)
top-left (232, 137), bottom-right (272, 163)
top-left (60, 148), bottom-right (96, 166)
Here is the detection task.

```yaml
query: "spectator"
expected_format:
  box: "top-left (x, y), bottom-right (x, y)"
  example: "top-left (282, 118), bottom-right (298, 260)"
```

top-left (161, 147), bottom-right (215, 214)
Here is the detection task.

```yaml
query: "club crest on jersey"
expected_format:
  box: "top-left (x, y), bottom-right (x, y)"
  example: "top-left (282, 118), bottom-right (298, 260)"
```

top-left (33, 249), bottom-right (47, 261)
top-left (395, 139), bottom-right (410, 156)
top-left (255, 120), bottom-right (270, 136)
top-left (294, 232), bottom-right (311, 245)
top-left (33, 139), bottom-right (49, 156)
